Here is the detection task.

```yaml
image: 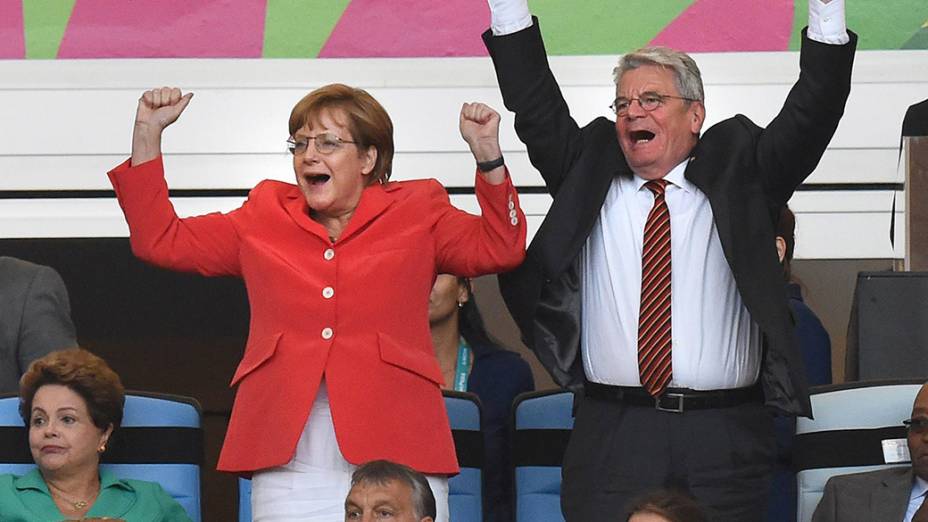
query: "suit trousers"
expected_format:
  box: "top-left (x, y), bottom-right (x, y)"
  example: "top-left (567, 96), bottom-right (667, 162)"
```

top-left (561, 392), bottom-right (775, 522)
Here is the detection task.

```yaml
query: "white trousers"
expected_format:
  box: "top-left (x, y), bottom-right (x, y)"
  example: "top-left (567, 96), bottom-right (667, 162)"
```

top-left (251, 382), bottom-right (450, 521)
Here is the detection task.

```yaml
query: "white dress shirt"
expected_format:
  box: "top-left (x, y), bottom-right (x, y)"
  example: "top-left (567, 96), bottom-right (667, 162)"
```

top-left (905, 476), bottom-right (928, 522)
top-left (580, 161), bottom-right (761, 389)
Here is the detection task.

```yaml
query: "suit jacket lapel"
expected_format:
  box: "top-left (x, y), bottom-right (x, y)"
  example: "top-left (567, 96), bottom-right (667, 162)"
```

top-left (683, 139), bottom-right (734, 260)
top-left (874, 467), bottom-right (913, 521)
top-left (544, 128), bottom-right (629, 278)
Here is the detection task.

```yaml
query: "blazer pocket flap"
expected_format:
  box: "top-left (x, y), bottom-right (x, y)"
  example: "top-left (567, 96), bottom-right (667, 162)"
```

top-left (378, 332), bottom-right (443, 385)
top-left (230, 331), bottom-right (283, 387)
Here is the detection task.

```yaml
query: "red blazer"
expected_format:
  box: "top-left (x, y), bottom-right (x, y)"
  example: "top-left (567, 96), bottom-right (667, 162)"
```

top-left (108, 158), bottom-right (526, 474)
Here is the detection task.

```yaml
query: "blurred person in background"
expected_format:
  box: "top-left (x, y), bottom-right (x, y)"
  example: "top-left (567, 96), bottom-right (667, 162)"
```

top-left (0, 257), bottom-right (77, 394)
top-left (627, 489), bottom-right (708, 522)
top-left (429, 274), bottom-right (534, 520)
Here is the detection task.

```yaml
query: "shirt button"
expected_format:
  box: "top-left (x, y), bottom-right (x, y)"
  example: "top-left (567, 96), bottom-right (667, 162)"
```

top-left (510, 216), bottom-right (519, 226)
top-left (508, 200), bottom-right (515, 210)
top-left (321, 327), bottom-right (333, 340)
top-left (323, 248), bottom-right (335, 260)
top-left (322, 287), bottom-right (334, 299)
top-left (509, 209), bottom-right (518, 219)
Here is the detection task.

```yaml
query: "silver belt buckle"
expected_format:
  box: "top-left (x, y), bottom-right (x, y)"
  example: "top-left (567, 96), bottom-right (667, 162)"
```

top-left (655, 392), bottom-right (685, 413)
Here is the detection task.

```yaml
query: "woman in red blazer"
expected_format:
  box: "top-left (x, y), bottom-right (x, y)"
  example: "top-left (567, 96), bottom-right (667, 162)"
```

top-left (108, 84), bottom-right (526, 521)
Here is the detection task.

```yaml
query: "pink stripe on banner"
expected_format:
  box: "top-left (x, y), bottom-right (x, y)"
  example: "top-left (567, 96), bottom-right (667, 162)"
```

top-left (0, 2), bottom-right (25, 59)
top-left (58, 0), bottom-right (266, 58)
top-left (320, 0), bottom-right (490, 58)
top-left (651, 0), bottom-right (793, 52)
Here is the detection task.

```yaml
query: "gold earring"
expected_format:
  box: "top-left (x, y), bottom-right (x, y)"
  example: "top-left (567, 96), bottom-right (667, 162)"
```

top-left (98, 443), bottom-right (107, 453)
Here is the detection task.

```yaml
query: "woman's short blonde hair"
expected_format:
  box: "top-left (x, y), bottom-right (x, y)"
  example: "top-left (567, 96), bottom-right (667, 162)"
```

top-left (19, 348), bottom-right (125, 431)
top-left (289, 83), bottom-right (394, 185)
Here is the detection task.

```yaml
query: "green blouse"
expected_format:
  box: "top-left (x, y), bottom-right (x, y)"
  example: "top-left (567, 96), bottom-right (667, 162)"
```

top-left (0, 468), bottom-right (192, 521)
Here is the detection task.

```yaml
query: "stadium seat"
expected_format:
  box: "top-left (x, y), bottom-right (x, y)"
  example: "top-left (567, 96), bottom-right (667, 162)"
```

top-left (0, 391), bottom-right (204, 521)
top-left (444, 390), bottom-right (484, 522)
top-left (239, 477), bottom-right (252, 522)
top-left (511, 389), bottom-right (574, 522)
top-left (794, 380), bottom-right (923, 522)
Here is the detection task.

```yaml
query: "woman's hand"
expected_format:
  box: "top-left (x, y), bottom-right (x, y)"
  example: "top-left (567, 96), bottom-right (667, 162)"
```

top-left (131, 87), bottom-right (193, 166)
top-left (460, 102), bottom-right (506, 184)
top-left (460, 102), bottom-right (501, 162)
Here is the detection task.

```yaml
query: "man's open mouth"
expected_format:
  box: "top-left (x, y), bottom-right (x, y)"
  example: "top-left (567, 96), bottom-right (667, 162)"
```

top-left (630, 130), bottom-right (656, 143)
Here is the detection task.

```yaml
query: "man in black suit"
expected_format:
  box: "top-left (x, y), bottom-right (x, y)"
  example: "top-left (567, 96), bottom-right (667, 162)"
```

top-left (482, 1), bottom-right (856, 520)
top-left (0, 257), bottom-right (77, 393)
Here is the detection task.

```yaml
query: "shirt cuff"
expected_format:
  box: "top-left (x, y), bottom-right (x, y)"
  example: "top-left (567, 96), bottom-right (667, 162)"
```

top-left (488, 0), bottom-right (533, 36)
top-left (807, 0), bottom-right (850, 45)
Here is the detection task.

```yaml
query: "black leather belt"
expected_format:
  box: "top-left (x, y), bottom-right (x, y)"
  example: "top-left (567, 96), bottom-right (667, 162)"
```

top-left (585, 382), bottom-right (762, 413)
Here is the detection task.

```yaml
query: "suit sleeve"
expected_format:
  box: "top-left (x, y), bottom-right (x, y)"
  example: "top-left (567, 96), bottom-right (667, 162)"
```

top-left (18, 265), bottom-right (77, 374)
top-left (108, 157), bottom-right (243, 277)
top-left (482, 19), bottom-right (583, 195)
top-left (810, 477), bottom-right (838, 522)
top-left (756, 29), bottom-right (857, 207)
top-left (430, 171), bottom-right (526, 276)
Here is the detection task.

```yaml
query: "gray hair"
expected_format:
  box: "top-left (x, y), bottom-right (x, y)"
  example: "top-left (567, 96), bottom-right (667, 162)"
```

top-left (350, 460), bottom-right (436, 519)
top-left (613, 47), bottom-right (705, 103)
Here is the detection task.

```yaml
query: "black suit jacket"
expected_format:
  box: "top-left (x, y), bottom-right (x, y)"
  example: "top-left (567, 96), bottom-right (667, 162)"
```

top-left (484, 20), bottom-right (856, 416)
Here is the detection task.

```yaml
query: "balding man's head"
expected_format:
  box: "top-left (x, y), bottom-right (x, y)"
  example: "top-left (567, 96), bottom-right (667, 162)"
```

top-left (907, 383), bottom-right (928, 480)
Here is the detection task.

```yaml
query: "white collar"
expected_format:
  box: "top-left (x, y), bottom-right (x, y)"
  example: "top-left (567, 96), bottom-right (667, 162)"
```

top-left (911, 475), bottom-right (928, 502)
top-left (634, 158), bottom-right (692, 193)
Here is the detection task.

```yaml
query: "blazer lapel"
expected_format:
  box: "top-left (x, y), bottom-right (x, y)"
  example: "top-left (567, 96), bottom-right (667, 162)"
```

top-left (874, 467), bottom-right (913, 521)
top-left (335, 183), bottom-right (395, 244)
top-left (283, 183), bottom-right (395, 244)
top-left (283, 191), bottom-right (330, 241)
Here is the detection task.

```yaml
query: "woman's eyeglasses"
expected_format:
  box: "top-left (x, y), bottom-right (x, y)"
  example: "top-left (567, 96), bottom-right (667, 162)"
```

top-left (287, 132), bottom-right (356, 155)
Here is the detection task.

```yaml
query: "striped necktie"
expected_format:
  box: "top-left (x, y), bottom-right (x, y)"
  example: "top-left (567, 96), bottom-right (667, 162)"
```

top-left (638, 179), bottom-right (672, 397)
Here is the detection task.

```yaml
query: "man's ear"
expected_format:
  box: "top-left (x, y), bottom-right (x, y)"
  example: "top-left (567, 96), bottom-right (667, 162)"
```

top-left (776, 236), bottom-right (787, 263)
top-left (420, 518), bottom-right (434, 522)
top-left (690, 101), bottom-right (706, 134)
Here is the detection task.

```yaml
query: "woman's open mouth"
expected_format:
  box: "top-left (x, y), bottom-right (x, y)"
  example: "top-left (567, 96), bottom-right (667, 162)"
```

top-left (304, 174), bottom-right (331, 186)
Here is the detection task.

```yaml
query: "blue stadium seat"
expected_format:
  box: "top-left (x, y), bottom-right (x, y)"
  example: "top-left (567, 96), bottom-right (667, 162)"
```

top-left (444, 390), bottom-right (484, 522)
top-left (794, 380), bottom-right (923, 522)
top-left (0, 391), bottom-right (203, 521)
top-left (237, 392), bottom-right (485, 522)
top-left (239, 477), bottom-right (252, 522)
top-left (512, 390), bottom-right (574, 522)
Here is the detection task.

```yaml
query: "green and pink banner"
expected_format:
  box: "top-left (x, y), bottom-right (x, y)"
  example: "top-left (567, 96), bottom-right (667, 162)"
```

top-left (2, 0), bottom-right (926, 59)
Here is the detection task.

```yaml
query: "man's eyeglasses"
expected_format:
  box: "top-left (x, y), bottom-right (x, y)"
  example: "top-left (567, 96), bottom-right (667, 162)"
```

top-left (903, 417), bottom-right (928, 434)
top-left (287, 132), bottom-right (356, 155)
top-left (610, 92), bottom-right (699, 117)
